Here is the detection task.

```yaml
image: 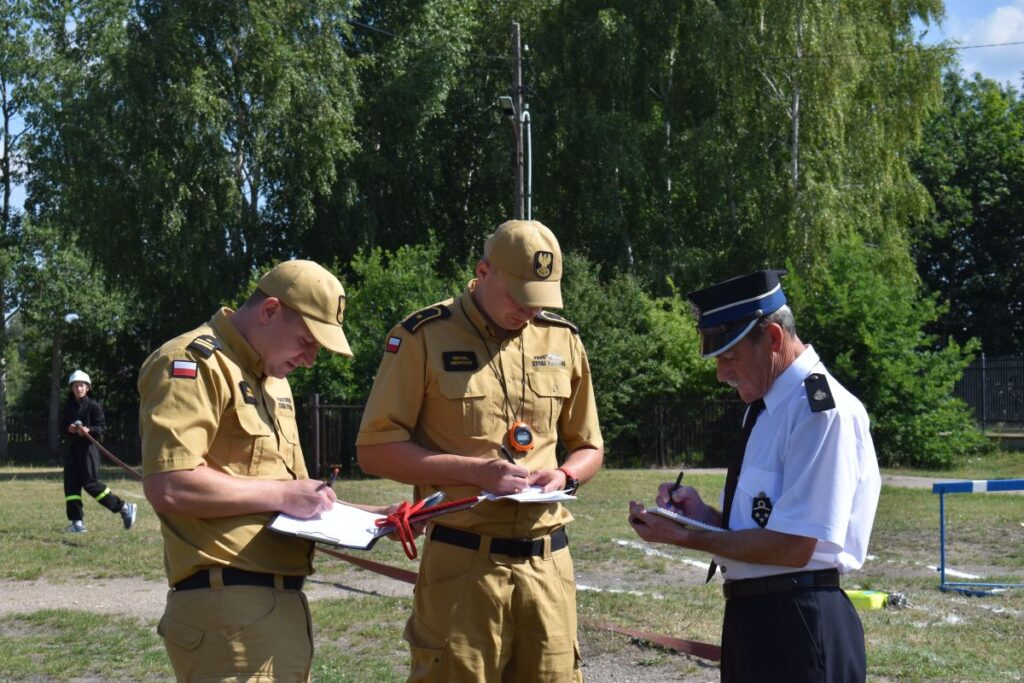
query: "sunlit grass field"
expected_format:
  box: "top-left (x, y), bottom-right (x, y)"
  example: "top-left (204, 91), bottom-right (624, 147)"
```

top-left (1, 458), bottom-right (1022, 681)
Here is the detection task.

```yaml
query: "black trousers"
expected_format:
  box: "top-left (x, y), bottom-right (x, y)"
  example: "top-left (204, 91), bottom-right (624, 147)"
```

top-left (64, 446), bottom-right (123, 521)
top-left (721, 586), bottom-right (866, 683)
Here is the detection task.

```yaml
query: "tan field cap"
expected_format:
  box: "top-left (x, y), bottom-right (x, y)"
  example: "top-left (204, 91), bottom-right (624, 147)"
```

top-left (258, 260), bottom-right (353, 357)
top-left (484, 220), bottom-right (563, 308)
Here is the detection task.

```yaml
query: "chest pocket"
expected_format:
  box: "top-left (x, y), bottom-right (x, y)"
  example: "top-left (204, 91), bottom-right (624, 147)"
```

top-left (527, 371), bottom-right (571, 434)
top-left (276, 412), bottom-right (304, 477)
top-left (735, 465), bottom-right (783, 530)
top-left (438, 372), bottom-right (497, 436)
top-left (228, 405), bottom-right (274, 476)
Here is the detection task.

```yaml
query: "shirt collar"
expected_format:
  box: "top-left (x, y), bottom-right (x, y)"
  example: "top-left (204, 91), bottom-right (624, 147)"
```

top-left (763, 345), bottom-right (820, 415)
top-left (210, 307), bottom-right (264, 376)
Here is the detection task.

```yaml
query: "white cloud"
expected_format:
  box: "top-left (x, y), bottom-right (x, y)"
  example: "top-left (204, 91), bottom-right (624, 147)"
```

top-left (957, 2), bottom-right (1024, 86)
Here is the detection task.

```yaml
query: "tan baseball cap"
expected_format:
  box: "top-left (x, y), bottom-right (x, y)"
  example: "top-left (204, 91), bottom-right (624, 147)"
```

top-left (483, 220), bottom-right (563, 308)
top-left (258, 260), bottom-right (353, 357)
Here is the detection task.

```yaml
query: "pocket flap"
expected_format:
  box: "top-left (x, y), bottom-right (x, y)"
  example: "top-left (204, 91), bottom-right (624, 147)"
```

top-left (438, 373), bottom-right (488, 399)
top-left (235, 405), bottom-right (273, 437)
top-left (157, 613), bottom-right (204, 651)
top-left (528, 371), bottom-right (571, 398)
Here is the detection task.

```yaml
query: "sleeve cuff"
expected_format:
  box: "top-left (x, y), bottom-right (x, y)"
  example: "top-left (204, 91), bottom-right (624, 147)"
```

top-left (355, 428), bottom-right (412, 447)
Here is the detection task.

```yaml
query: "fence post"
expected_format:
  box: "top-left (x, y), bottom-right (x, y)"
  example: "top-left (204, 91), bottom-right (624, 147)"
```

top-left (980, 352), bottom-right (987, 428)
top-left (311, 393), bottom-right (321, 479)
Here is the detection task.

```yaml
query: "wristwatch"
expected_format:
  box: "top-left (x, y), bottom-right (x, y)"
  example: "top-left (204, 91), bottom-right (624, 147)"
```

top-left (557, 466), bottom-right (579, 493)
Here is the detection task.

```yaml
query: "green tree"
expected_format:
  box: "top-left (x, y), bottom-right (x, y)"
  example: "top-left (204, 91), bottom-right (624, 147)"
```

top-left (15, 220), bottom-right (134, 455)
top-left (786, 235), bottom-right (987, 468)
top-left (0, 0), bottom-right (34, 459)
top-left (26, 0), bottom-right (361, 346)
top-left (911, 71), bottom-right (1024, 354)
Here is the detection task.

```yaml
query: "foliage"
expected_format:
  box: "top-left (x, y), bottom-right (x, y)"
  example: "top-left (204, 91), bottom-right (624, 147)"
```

top-left (786, 234), bottom-right (988, 468)
top-left (288, 237), bottom-right (470, 404)
top-left (910, 71), bottom-right (1024, 354)
top-left (560, 254), bottom-right (707, 462)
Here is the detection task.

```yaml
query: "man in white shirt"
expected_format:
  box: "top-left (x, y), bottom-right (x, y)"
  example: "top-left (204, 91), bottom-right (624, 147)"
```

top-left (628, 269), bottom-right (880, 683)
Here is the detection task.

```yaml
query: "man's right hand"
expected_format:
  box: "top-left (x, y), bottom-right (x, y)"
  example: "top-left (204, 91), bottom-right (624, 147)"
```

top-left (278, 479), bottom-right (337, 519)
top-left (655, 482), bottom-right (715, 523)
top-left (480, 458), bottom-right (530, 495)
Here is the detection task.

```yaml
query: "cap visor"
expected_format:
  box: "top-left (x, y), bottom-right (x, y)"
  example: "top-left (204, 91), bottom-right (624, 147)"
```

top-left (507, 277), bottom-right (563, 308)
top-left (700, 319), bottom-right (758, 359)
top-left (305, 317), bottom-right (353, 357)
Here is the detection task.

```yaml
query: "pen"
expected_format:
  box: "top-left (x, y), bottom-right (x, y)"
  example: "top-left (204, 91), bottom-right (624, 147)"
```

top-left (327, 466), bottom-right (340, 487)
top-left (668, 470), bottom-right (684, 508)
top-left (500, 444), bottom-right (516, 465)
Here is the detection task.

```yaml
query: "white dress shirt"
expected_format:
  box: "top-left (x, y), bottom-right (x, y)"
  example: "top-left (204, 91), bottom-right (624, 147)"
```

top-left (716, 346), bottom-right (881, 581)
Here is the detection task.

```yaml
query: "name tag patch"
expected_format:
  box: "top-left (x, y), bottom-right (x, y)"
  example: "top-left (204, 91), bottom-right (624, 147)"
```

top-left (277, 397), bottom-right (294, 411)
top-left (532, 353), bottom-right (565, 368)
top-left (171, 360), bottom-right (198, 379)
top-left (443, 351), bottom-right (479, 372)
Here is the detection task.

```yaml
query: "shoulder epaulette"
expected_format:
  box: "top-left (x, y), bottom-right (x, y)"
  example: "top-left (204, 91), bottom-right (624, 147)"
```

top-left (535, 310), bottom-right (578, 334)
top-left (186, 334), bottom-right (223, 359)
top-left (805, 373), bottom-right (836, 412)
top-left (401, 304), bottom-right (451, 334)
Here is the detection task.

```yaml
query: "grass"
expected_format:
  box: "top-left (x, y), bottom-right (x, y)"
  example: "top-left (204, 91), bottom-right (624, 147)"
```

top-left (1, 461), bottom-right (1023, 681)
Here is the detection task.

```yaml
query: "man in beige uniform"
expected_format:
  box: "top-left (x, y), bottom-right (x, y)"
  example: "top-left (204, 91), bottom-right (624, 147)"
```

top-left (141, 260), bottom-right (377, 682)
top-left (358, 220), bottom-right (604, 682)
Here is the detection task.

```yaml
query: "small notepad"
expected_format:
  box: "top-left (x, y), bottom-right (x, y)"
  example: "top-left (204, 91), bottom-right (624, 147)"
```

top-left (646, 506), bottom-right (724, 532)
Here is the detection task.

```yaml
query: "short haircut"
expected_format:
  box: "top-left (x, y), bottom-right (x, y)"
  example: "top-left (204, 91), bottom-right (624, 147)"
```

top-left (748, 305), bottom-right (796, 340)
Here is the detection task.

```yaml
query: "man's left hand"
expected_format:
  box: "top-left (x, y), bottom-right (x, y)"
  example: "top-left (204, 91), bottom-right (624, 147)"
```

top-left (527, 468), bottom-right (566, 493)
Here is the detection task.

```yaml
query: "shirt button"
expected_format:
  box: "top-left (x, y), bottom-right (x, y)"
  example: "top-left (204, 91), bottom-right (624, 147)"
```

top-left (553, 384), bottom-right (559, 392)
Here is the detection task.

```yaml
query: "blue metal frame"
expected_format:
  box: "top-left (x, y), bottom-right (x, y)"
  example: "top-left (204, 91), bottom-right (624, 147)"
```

top-left (932, 479), bottom-right (1024, 596)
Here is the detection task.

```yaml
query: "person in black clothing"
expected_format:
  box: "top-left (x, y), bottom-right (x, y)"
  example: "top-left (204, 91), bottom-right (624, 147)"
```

top-left (62, 370), bottom-right (137, 533)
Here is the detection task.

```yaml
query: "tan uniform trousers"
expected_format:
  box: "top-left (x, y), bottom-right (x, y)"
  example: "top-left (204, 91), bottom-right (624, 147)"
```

top-left (157, 570), bottom-right (313, 683)
top-left (404, 528), bottom-right (584, 682)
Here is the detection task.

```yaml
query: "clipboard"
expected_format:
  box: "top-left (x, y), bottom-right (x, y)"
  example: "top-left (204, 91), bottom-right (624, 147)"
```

top-left (646, 506), bottom-right (724, 532)
top-left (268, 494), bottom-right (481, 551)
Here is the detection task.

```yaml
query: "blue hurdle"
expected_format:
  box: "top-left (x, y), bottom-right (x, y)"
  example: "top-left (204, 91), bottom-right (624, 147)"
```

top-left (932, 479), bottom-right (1024, 595)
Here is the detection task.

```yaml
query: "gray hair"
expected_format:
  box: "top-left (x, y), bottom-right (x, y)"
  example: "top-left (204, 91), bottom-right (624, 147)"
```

top-left (751, 305), bottom-right (796, 338)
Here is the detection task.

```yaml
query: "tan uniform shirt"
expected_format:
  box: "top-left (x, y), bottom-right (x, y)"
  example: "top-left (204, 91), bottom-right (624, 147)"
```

top-left (139, 308), bottom-right (314, 585)
top-left (357, 285), bottom-right (603, 537)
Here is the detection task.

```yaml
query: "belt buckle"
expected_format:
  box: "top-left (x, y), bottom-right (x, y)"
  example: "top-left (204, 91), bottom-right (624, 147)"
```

top-left (505, 538), bottom-right (538, 556)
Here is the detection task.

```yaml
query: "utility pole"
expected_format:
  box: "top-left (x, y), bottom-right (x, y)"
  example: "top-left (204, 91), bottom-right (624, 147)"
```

top-left (511, 21), bottom-right (524, 219)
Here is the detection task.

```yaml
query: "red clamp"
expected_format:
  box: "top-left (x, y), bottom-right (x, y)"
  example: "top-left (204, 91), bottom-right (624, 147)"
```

top-left (375, 498), bottom-right (428, 560)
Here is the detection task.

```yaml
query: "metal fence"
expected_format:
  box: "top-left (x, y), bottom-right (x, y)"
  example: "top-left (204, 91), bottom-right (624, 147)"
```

top-left (954, 355), bottom-right (1024, 430)
top-left (5, 397), bottom-right (748, 469)
top-left (5, 410), bottom-right (142, 463)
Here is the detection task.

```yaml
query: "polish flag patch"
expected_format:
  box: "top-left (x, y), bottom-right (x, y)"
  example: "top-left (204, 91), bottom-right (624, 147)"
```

top-left (171, 360), bottom-right (199, 379)
top-left (385, 336), bottom-right (402, 354)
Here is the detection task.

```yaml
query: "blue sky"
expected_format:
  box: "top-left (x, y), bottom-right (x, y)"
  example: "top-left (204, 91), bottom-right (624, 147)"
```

top-left (920, 0), bottom-right (1024, 86)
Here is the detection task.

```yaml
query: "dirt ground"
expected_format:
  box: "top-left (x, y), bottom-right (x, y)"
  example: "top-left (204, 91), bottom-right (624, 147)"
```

top-left (1, 473), bottom-right (1000, 682)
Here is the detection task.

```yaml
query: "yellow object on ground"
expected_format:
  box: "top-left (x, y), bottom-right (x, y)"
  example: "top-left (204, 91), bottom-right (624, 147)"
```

top-left (844, 589), bottom-right (888, 610)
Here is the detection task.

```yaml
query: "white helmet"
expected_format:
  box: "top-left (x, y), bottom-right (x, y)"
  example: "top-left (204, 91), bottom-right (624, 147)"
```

top-left (68, 370), bottom-right (92, 386)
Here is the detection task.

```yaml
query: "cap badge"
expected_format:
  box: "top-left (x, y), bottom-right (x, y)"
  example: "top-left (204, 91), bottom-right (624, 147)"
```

top-left (534, 251), bottom-right (553, 279)
top-left (336, 295), bottom-right (346, 325)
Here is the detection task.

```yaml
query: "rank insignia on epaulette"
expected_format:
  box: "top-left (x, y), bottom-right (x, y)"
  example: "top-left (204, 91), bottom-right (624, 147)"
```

top-left (751, 492), bottom-right (772, 528)
top-left (535, 310), bottom-right (578, 334)
top-left (805, 373), bottom-right (836, 412)
top-left (401, 305), bottom-right (451, 333)
top-left (239, 381), bottom-right (258, 405)
top-left (187, 334), bottom-right (223, 359)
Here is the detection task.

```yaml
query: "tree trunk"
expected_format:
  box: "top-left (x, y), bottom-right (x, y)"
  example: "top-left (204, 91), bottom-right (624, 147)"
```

top-left (47, 325), bottom-right (63, 457)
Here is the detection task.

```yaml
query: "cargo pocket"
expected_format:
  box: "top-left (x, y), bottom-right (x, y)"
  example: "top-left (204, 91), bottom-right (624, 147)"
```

top-left (404, 616), bottom-right (448, 683)
top-left (527, 371), bottom-right (571, 434)
top-left (437, 373), bottom-right (497, 436)
top-left (276, 415), bottom-right (302, 476)
top-left (227, 405), bottom-right (273, 475)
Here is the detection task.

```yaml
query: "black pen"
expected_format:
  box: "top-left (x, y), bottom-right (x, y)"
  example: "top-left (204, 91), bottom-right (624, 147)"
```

top-left (500, 444), bottom-right (516, 465)
top-left (668, 470), bottom-right (684, 507)
top-left (325, 466), bottom-right (340, 488)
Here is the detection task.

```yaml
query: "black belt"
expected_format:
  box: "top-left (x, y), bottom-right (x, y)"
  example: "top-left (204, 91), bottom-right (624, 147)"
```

top-left (723, 569), bottom-right (840, 600)
top-left (173, 567), bottom-right (305, 592)
top-left (430, 525), bottom-right (568, 557)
